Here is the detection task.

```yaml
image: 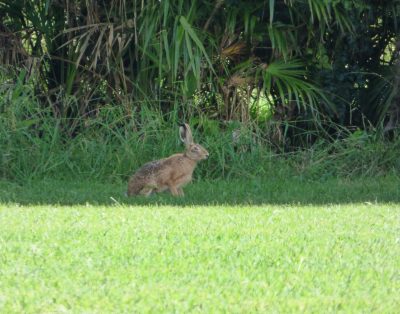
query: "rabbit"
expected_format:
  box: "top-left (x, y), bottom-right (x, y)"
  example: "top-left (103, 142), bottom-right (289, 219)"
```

top-left (127, 123), bottom-right (209, 197)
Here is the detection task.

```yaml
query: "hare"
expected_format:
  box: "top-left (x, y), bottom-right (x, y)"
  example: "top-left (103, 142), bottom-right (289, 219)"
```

top-left (127, 123), bottom-right (209, 197)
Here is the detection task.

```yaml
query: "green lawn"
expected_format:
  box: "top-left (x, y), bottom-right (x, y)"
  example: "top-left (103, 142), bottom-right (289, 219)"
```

top-left (0, 178), bottom-right (399, 313)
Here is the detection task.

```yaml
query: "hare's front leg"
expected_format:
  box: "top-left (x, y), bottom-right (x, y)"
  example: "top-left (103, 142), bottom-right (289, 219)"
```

top-left (177, 187), bottom-right (184, 196)
top-left (169, 185), bottom-right (183, 197)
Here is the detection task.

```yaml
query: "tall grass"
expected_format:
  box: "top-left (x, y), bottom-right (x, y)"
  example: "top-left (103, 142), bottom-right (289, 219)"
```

top-left (1, 78), bottom-right (399, 182)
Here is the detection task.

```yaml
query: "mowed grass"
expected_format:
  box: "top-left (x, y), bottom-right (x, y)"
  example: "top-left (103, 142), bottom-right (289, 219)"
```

top-left (0, 178), bottom-right (399, 313)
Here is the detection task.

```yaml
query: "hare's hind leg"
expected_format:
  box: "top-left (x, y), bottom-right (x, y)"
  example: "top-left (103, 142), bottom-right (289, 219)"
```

top-left (139, 187), bottom-right (153, 197)
top-left (139, 183), bottom-right (157, 197)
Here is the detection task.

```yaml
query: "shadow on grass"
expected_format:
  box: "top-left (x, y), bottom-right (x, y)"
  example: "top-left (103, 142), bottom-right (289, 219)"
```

top-left (1, 176), bottom-right (400, 206)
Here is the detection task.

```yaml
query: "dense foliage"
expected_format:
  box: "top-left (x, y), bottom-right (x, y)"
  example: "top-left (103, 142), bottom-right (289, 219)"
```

top-left (1, 1), bottom-right (398, 128)
top-left (0, 1), bottom-right (399, 180)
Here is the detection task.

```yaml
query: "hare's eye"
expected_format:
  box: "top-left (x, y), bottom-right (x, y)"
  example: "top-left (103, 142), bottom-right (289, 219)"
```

top-left (192, 146), bottom-right (199, 152)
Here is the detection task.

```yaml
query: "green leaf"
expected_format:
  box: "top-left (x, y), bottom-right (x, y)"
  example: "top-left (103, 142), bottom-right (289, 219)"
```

top-left (179, 16), bottom-right (215, 75)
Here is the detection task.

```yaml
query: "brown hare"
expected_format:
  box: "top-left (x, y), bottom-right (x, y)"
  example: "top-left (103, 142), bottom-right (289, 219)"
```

top-left (127, 123), bottom-right (209, 197)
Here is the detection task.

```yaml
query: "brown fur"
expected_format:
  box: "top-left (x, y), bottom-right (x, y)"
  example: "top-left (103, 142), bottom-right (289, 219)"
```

top-left (127, 124), bottom-right (209, 197)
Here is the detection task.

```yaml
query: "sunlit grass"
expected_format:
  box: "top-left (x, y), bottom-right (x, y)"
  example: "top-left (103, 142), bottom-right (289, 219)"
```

top-left (0, 178), bottom-right (399, 312)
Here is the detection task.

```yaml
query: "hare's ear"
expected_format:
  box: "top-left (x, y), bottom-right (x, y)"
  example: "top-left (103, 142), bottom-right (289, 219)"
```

top-left (179, 123), bottom-right (193, 148)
